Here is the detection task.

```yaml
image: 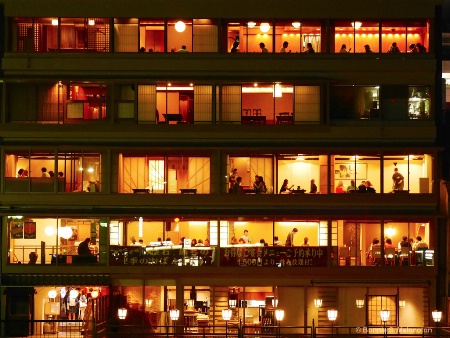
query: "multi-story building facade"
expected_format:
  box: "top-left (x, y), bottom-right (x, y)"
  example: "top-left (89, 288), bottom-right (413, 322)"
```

top-left (0, 0), bottom-right (447, 336)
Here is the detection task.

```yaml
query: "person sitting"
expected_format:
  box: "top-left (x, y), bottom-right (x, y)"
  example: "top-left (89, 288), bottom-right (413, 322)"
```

top-left (310, 179), bottom-right (318, 194)
top-left (238, 238), bottom-right (246, 244)
top-left (195, 239), bottom-right (205, 246)
top-left (280, 179), bottom-right (294, 194)
top-left (300, 237), bottom-right (310, 246)
top-left (365, 181), bottom-right (376, 193)
top-left (257, 176), bottom-right (267, 194)
top-left (17, 168), bottom-right (25, 177)
top-left (364, 44), bottom-right (373, 53)
top-left (398, 236), bottom-right (411, 249)
top-left (230, 237), bottom-right (239, 244)
top-left (230, 177), bottom-right (243, 194)
top-left (304, 42), bottom-right (315, 53)
top-left (358, 181), bottom-right (367, 192)
top-left (413, 236), bottom-right (428, 250)
top-left (387, 42), bottom-right (401, 53)
top-left (178, 45), bottom-right (188, 52)
top-left (259, 42), bottom-right (268, 53)
top-left (416, 43), bottom-right (426, 53)
top-left (204, 238), bottom-right (210, 246)
top-left (335, 181), bottom-right (345, 193)
top-left (385, 238), bottom-right (395, 248)
top-left (347, 180), bottom-right (356, 193)
top-left (78, 238), bottom-right (92, 255)
top-left (273, 236), bottom-right (282, 246)
top-left (41, 167), bottom-right (48, 177)
top-left (339, 44), bottom-right (351, 53)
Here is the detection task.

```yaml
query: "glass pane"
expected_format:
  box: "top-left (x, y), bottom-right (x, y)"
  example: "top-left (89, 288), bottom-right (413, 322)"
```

top-left (277, 154), bottom-right (323, 194)
top-left (330, 86), bottom-right (379, 120)
top-left (167, 20), bottom-right (192, 53)
top-left (139, 19), bottom-right (165, 52)
top-left (333, 154), bottom-right (380, 193)
top-left (382, 22), bottom-right (407, 53)
top-left (408, 86), bottom-right (430, 119)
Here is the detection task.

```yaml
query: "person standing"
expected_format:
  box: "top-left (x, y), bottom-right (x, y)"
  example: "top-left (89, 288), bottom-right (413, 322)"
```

top-left (78, 290), bottom-right (88, 320)
top-left (285, 228), bottom-right (298, 246)
top-left (229, 168), bottom-right (238, 190)
top-left (240, 230), bottom-right (251, 244)
top-left (392, 168), bottom-right (404, 190)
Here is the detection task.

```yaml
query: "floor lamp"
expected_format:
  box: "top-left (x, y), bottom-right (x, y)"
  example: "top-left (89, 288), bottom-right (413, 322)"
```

top-left (327, 309), bottom-right (337, 338)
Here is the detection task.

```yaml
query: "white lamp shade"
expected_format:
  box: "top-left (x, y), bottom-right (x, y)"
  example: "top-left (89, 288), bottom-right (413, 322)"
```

top-left (432, 310), bottom-right (442, 323)
top-left (45, 226), bottom-right (55, 236)
top-left (260, 22), bottom-right (271, 33)
top-left (352, 21), bottom-right (362, 29)
top-left (48, 289), bottom-right (57, 299)
top-left (51, 19), bottom-right (58, 26)
top-left (91, 290), bottom-right (99, 299)
top-left (356, 299), bottom-right (365, 308)
top-left (380, 309), bottom-right (390, 322)
top-left (222, 309), bottom-right (233, 321)
top-left (328, 309), bottom-right (338, 321)
top-left (170, 309), bottom-right (180, 321)
top-left (145, 299), bottom-right (153, 307)
top-left (88, 19), bottom-right (95, 26)
top-left (292, 21), bottom-right (301, 29)
top-left (247, 21), bottom-right (256, 28)
top-left (399, 300), bottom-right (406, 308)
top-left (69, 289), bottom-right (79, 299)
top-left (175, 21), bottom-right (186, 33)
top-left (118, 308), bottom-right (127, 320)
top-left (314, 299), bottom-right (323, 308)
top-left (275, 309), bottom-right (285, 321)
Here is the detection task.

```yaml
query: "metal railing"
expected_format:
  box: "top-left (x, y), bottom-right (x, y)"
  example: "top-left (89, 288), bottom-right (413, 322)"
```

top-left (0, 321), bottom-right (448, 338)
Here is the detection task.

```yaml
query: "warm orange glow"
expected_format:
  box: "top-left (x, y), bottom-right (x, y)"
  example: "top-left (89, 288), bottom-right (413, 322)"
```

top-left (174, 218), bottom-right (180, 222)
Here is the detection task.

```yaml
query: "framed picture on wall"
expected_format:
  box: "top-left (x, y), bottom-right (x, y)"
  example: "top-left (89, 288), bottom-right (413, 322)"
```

top-left (24, 221), bottom-right (37, 239)
top-left (334, 163), bottom-right (367, 180)
top-left (10, 221), bottom-right (24, 239)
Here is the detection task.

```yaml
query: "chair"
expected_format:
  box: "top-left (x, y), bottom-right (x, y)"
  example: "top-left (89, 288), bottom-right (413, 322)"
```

top-left (384, 247), bottom-right (396, 266)
top-left (243, 109), bottom-right (251, 116)
top-left (399, 247), bottom-right (410, 266)
top-left (339, 246), bottom-right (350, 266)
top-left (253, 108), bottom-right (261, 116)
top-left (371, 245), bottom-right (382, 266)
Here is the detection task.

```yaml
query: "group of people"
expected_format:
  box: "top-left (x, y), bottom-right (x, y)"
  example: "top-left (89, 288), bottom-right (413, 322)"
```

top-left (368, 235), bottom-right (429, 265)
top-left (228, 168), bottom-right (268, 194)
top-left (257, 42), bottom-right (315, 53)
top-left (17, 168), bottom-right (64, 178)
top-left (231, 228), bottom-right (310, 247)
top-left (63, 287), bottom-right (88, 321)
top-left (335, 180), bottom-right (376, 193)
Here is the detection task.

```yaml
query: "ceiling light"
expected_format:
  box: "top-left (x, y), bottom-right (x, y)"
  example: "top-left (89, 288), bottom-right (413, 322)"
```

top-left (52, 19), bottom-right (58, 26)
top-left (352, 21), bottom-right (362, 29)
top-left (292, 22), bottom-right (301, 29)
top-left (260, 23), bottom-right (271, 33)
top-left (175, 21), bottom-right (186, 33)
top-left (247, 21), bottom-right (256, 28)
top-left (88, 19), bottom-right (95, 26)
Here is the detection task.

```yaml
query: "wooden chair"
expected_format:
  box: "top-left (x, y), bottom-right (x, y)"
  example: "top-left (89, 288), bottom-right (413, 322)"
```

top-left (384, 247), bottom-right (396, 266)
top-left (253, 108), bottom-right (261, 116)
top-left (371, 245), bottom-right (382, 266)
top-left (339, 247), bottom-right (350, 266)
top-left (243, 109), bottom-right (251, 116)
top-left (399, 247), bottom-right (410, 266)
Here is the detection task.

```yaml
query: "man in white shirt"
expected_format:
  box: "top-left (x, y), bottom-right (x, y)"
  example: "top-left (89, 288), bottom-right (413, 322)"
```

top-left (240, 230), bottom-right (251, 243)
